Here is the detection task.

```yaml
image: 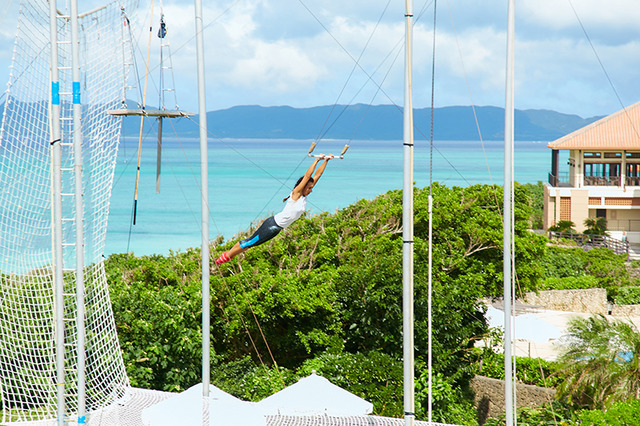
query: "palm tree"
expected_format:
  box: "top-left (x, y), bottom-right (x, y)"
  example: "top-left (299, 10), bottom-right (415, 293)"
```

top-left (583, 217), bottom-right (607, 235)
top-left (556, 314), bottom-right (640, 410)
top-left (548, 220), bottom-right (576, 234)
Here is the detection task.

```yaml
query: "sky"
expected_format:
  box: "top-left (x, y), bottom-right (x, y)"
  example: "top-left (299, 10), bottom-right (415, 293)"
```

top-left (1, 0), bottom-right (640, 119)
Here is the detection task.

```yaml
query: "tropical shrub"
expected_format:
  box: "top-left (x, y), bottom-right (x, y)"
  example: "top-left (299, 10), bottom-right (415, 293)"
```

top-left (614, 286), bottom-right (640, 305)
top-left (555, 315), bottom-right (640, 410)
top-left (484, 401), bottom-right (575, 425)
top-left (575, 399), bottom-right (640, 425)
top-left (520, 181), bottom-right (544, 229)
top-left (542, 275), bottom-right (599, 290)
top-left (415, 371), bottom-right (478, 425)
top-left (539, 246), bottom-right (586, 279)
top-left (583, 217), bottom-right (607, 235)
top-left (107, 251), bottom-right (206, 391)
top-left (539, 246), bottom-right (631, 297)
top-left (581, 248), bottom-right (630, 289)
top-left (477, 352), bottom-right (562, 388)
top-left (548, 220), bottom-right (576, 233)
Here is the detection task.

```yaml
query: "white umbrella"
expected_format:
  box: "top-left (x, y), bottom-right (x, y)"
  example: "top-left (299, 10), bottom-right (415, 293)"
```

top-left (256, 372), bottom-right (373, 416)
top-left (486, 306), bottom-right (563, 342)
top-left (142, 383), bottom-right (265, 426)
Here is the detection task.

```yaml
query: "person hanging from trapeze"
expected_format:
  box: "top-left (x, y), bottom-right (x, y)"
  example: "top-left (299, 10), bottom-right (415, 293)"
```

top-left (214, 153), bottom-right (335, 266)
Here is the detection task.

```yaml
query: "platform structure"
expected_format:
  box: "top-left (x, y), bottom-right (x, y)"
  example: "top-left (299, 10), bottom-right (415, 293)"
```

top-left (107, 109), bottom-right (193, 118)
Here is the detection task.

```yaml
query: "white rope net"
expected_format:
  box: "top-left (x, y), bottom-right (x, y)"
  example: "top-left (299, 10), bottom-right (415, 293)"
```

top-left (0, 0), bottom-right (137, 422)
top-left (266, 416), bottom-right (459, 426)
top-left (0, 1), bottom-right (468, 425)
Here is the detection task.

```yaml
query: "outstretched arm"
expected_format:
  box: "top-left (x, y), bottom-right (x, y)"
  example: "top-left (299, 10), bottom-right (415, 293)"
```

top-left (295, 157), bottom-right (321, 191)
top-left (291, 155), bottom-right (333, 199)
top-left (312, 155), bottom-right (333, 183)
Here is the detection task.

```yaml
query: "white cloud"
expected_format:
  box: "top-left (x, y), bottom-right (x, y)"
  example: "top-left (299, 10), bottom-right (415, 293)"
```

top-left (224, 39), bottom-right (325, 92)
top-left (1, 0), bottom-right (639, 118)
top-left (520, 0), bottom-right (640, 32)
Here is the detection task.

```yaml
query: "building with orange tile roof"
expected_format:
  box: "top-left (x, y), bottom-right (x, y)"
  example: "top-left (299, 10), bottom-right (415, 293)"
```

top-left (544, 101), bottom-right (640, 240)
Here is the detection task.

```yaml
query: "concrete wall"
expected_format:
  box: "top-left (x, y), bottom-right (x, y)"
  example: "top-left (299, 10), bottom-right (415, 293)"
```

top-left (523, 288), bottom-right (608, 315)
top-left (571, 189), bottom-right (590, 233)
top-left (542, 186), bottom-right (590, 232)
top-left (543, 184), bottom-right (553, 231)
top-left (471, 376), bottom-right (556, 424)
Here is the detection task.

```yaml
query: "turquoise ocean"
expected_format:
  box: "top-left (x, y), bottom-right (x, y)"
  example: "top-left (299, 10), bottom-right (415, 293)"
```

top-left (106, 137), bottom-right (555, 256)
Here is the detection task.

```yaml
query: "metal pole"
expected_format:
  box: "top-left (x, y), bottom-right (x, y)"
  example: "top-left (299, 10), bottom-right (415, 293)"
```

top-left (157, 117), bottom-right (163, 193)
top-left (194, 0), bottom-right (210, 416)
top-left (49, 1), bottom-right (65, 424)
top-left (70, 0), bottom-right (86, 423)
top-left (427, 193), bottom-right (433, 425)
top-left (402, 1), bottom-right (415, 425)
top-left (504, 0), bottom-right (515, 424)
top-left (427, 2), bottom-right (437, 423)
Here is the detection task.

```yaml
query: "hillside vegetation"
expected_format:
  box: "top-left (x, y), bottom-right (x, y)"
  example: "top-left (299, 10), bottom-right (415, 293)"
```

top-left (118, 104), bottom-right (602, 141)
top-left (105, 183), bottom-right (636, 424)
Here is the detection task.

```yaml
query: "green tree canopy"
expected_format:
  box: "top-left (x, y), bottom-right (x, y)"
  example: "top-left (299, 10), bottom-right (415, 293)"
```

top-left (106, 183), bottom-right (548, 420)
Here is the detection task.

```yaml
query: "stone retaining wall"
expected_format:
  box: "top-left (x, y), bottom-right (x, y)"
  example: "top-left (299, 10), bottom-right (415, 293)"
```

top-left (611, 304), bottom-right (640, 317)
top-left (471, 375), bottom-right (556, 424)
top-left (522, 288), bottom-right (640, 317)
top-left (523, 288), bottom-right (607, 314)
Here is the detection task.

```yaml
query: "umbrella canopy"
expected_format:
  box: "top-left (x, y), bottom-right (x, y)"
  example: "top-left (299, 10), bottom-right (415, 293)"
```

top-left (256, 372), bottom-right (373, 416)
top-left (486, 306), bottom-right (563, 343)
top-left (141, 383), bottom-right (265, 426)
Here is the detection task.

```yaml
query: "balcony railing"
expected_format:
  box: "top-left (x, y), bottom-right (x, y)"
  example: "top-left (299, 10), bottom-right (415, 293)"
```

top-left (548, 172), bottom-right (570, 187)
top-left (549, 231), bottom-right (629, 258)
top-left (548, 173), bottom-right (640, 187)
top-left (583, 175), bottom-right (621, 186)
top-left (626, 177), bottom-right (640, 186)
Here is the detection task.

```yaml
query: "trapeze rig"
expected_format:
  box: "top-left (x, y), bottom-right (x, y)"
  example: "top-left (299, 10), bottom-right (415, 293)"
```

top-left (107, 9), bottom-right (194, 225)
top-left (307, 141), bottom-right (349, 159)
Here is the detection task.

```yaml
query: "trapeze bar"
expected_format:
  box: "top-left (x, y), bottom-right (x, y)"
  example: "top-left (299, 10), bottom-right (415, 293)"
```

top-left (307, 142), bottom-right (349, 159)
top-left (107, 109), bottom-right (194, 118)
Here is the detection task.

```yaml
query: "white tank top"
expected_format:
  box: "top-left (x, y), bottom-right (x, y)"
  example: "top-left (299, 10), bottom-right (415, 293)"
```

top-left (274, 193), bottom-right (307, 228)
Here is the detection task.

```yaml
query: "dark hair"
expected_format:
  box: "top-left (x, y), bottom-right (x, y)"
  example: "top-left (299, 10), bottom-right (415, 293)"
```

top-left (283, 176), bottom-right (314, 202)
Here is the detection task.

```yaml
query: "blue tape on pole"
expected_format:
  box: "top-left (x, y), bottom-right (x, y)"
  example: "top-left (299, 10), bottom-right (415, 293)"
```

top-left (72, 81), bottom-right (81, 104)
top-left (51, 82), bottom-right (60, 105)
top-left (78, 415), bottom-right (86, 424)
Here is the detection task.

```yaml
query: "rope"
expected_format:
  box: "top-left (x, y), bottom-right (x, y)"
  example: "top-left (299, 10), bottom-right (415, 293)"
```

top-left (444, 0), bottom-right (494, 187)
top-left (311, 0), bottom-right (393, 143)
top-left (116, 0), bottom-right (518, 398)
top-left (125, 123), bottom-right (155, 252)
top-left (132, 0), bottom-right (156, 227)
top-left (212, 260), bottom-right (287, 389)
top-left (567, 0), bottom-right (640, 141)
top-left (164, 116), bottom-right (219, 234)
top-left (129, 0), bottom-right (478, 226)
top-left (122, 108), bottom-right (284, 387)
top-left (296, 0), bottom-right (399, 107)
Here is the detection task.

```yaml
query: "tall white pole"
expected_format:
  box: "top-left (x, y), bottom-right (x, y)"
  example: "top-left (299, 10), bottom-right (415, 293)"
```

top-left (504, 0), bottom-right (515, 425)
top-left (402, 1), bottom-right (415, 425)
top-left (427, 2), bottom-right (438, 423)
top-left (49, 1), bottom-right (65, 424)
top-left (70, 0), bottom-right (87, 423)
top-left (194, 0), bottom-right (210, 408)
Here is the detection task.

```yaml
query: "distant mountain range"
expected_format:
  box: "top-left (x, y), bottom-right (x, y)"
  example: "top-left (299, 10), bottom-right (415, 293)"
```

top-left (0, 101), bottom-right (602, 141)
top-left (120, 104), bottom-right (602, 141)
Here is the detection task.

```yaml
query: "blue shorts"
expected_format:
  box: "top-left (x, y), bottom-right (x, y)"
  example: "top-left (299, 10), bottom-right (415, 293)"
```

top-left (239, 216), bottom-right (283, 249)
